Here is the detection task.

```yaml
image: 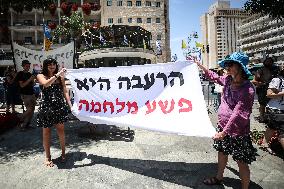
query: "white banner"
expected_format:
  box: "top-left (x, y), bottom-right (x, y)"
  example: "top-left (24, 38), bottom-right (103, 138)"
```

top-left (66, 61), bottom-right (215, 137)
top-left (13, 42), bottom-right (74, 72)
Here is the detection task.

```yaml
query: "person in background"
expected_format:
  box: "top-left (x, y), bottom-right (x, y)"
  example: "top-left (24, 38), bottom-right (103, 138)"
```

top-left (194, 52), bottom-right (257, 189)
top-left (36, 58), bottom-right (72, 168)
top-left (251, 57), bottom-right (279, 123)
top-left (214, 68), bottom-right (225, 106)
top-left (264, 68), bottom-right (284, 155)
top-left (17, 60), bottom-right (36, 130)
top-left (4, 66), bottom-right (18, 114)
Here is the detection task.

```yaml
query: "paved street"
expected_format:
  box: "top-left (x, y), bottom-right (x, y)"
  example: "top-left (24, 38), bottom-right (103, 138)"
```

top-left (0, 100), bottom-right (283, 189)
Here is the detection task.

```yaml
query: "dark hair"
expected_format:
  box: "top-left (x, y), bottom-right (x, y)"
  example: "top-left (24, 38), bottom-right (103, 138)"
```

top-left (22, 60), bottom-right (31, 66)
top-left (279, 68), bottom-right (284, 77)
top-left (263, 57), bottom-right (274, 64)
top-left (42, 58), bottom-right (59, 76)
top-left (234, 62), bottom-right (249, 80)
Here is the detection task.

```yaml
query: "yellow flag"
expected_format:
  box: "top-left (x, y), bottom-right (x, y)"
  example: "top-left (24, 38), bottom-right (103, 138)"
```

top-left (181, 40), bottom-right (187, 49)
top-left (44, 38), bottom-right (52, 51)
top-left (195, 41), bottom-right (203, 48)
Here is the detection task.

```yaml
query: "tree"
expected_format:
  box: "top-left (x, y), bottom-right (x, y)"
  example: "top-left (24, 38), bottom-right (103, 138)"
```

top-left (0, 0), bottom-right (53, 14)
top-left (244, 0), bottom-right (284, 19)
top-left (53, 11), bottom-right (87, 41)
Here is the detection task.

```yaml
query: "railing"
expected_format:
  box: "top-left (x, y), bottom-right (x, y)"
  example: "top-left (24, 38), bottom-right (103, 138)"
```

top-left (0, 79), bottom-right (220, 114)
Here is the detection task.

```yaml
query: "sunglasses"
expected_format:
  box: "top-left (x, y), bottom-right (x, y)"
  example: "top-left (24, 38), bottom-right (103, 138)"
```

top-left (224, 61), bottom-right (235, 68)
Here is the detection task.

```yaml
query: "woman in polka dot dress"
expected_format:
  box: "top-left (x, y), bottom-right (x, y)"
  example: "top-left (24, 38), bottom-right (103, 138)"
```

top-left (36, 58), bottom-right (72, 167)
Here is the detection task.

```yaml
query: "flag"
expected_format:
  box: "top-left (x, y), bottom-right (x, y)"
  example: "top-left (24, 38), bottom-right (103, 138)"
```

top-left (43, 24), bottom-right (52, 51)
top-left (171, 54), bottom-right (178, 62)
top-left (123, 35), bottom-right (128, 45)
top-left (100, 32), bottom-right (106, 44)
top-left (197, 49), bottom-right (202, 62)
top-left (186, 55), bottom-right (194, 61)
top-left (44, 38), bottom-right (52, 51)
top-left (156, 40), bottom-right (162, 55)
top-left (43, 24), bottom-right (52, 39)
top-left (182, 40), bottom-right (187, 49)
top-left (195, 41), bottom-right (203, 48)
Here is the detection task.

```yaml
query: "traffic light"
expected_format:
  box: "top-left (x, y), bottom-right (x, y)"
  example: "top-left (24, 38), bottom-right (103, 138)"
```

top-left (206, 45), bottom-right (209, 53)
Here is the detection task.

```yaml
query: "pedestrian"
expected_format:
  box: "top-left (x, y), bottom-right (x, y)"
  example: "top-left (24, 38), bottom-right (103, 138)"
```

top-left (194, 52), bottom-right (257, 189)
top-left (4, 66), bottom-right (18, 114)
top-left (214, 68), bottom-right (225, 106)
top-left (17, 60), bottom-right (36, 130)
top-left (264, 68), bottom-right (284, 155)
top-left (36, 58), bottom-right (72, 167)
top-left (251, 57), bottom-right (279, 123)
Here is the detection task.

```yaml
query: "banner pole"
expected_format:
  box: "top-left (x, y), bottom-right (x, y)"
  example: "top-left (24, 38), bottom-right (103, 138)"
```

top-left (42, 8), bottom-right (45, 51)
top-left (73, 39), bottom-right (76, 69)
top-left (10, 40), bottom-right (17, 72)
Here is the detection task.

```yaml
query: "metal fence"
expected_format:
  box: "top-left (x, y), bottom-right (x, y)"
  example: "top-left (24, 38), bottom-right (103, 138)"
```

top-left (0, 80), bottom-right (220, 112)
top-left (201, 82), bottom-right (221, 114)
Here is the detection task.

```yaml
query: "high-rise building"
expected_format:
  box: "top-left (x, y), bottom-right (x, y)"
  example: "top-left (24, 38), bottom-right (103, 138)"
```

top-left (238, 14), bottom-right (284, 67)
top-left (0, 0), bottom-right (170, 75)
top-left (200, 0), bottom-right (249, 68)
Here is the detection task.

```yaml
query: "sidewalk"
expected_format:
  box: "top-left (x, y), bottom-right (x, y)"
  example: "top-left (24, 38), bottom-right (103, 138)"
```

top-left (0, 101), bottom-right (283, 189)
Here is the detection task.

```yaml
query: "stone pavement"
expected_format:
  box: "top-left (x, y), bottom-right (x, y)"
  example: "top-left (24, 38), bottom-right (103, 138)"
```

top-left (0, 100), bottom-right (283, 189)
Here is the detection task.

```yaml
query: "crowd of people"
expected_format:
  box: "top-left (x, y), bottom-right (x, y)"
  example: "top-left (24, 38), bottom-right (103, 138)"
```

top-left (0, 53), bottom-right (283, 188)
top-left (2, 58), bottom-right (71, 168)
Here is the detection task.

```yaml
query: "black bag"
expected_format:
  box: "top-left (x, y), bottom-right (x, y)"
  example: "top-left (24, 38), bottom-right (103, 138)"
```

top-left (266, 108), bottom-right (284, 133)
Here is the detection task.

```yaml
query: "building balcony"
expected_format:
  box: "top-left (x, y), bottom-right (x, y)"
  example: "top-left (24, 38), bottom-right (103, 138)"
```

top-left (80, 47), bottom-right (155, 61)
top-left (239, 19), bottom-right (284, 36)
top-left (244, 43), bottom-right (284, 54)
top-left (241, 34), bottom-right (284, 49)
top-left (9, 25), bottom-right (43, 31)
top-left (239, 15), bottom-right (269, 30)
top-left (239, 25), bottom-right (284, 43)
top-left (0, 44), bottom-right (11, 50)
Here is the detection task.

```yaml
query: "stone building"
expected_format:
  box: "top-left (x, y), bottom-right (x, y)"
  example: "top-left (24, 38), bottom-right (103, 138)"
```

top-left (0, 0), bottom-right (170, 75)
top-left (238, 14), bottom-right (284, 67)
top-left (200, 0), bottom-right (249, 69)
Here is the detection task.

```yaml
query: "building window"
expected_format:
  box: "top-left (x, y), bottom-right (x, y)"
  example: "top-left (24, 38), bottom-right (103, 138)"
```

top-left (128, 18), bottom-right (132, 23)
top-left (118, 18), bottom-right (123, 23)
top-left (107, 0), bottom-right (112, 6)
top-left (137, 18), bottom-right (142, 23)
top-left (157, 34), bottom-right (162, 40)
top-left (24, 37), bottom-right (33, 44)
top-left (127, 1), bottom-right (132, 6)
top-left (156, 18), bottom-right (161, 23)
top-left (146, 1), bottom-right (151, 6)
top-left (108, 18), bottom-right (113, 24)
top-left (136, 1), bottom-right (141, 6)
top-left (147, 18), bottom-right (151, 23)
top-left (156, 1), bottom-right (161, 7)
top-left (117, 0), bottom-right (123, 6)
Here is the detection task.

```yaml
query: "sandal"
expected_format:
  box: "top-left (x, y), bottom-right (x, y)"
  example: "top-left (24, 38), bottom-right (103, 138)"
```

top-left (44, 156), bottom-right (54, 168)
top-left (203, 177), bottom-right (223, 185)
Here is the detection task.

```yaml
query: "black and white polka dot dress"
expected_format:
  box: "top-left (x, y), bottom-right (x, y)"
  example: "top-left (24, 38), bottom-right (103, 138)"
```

top-left (37, 81), bottom-right (68, 128)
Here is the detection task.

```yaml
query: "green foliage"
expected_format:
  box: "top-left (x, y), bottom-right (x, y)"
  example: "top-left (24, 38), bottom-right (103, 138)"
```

top-left (53, 11), bottom-right (86, 40)
top-left (244, 0), bottom-right (284, 19)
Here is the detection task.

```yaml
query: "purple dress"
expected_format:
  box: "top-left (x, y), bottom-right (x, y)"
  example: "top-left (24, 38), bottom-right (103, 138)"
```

top-left (205, 70), bottom-right (257, 164)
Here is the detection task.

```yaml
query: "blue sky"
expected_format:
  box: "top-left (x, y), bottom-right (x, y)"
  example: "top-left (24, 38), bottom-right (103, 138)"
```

top-left (169, 0), bottom-right (247, 61)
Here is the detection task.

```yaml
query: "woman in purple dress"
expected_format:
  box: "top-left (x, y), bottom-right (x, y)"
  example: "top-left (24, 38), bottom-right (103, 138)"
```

top-left (195, 52), bottom-right (257, 189)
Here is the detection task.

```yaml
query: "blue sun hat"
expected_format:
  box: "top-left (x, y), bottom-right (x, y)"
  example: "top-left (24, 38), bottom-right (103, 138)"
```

top-left (218, 52), bottom-right (252, 76)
